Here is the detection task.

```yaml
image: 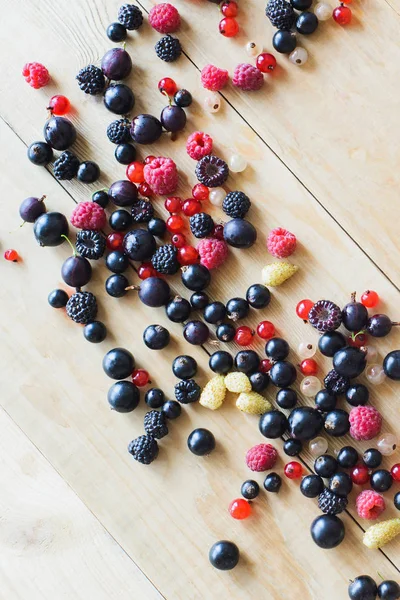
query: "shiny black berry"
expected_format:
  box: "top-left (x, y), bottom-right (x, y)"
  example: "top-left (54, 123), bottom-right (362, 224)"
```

top-left (103, 347), bottom-right (135, 380)
top-left (241, 480), bottom-right (259, 500)
top-left (223, 218), bottom-right (257, 249)
top-left (337, 446), bottom-right (358, 469)
top-left (209, 541), bottom-right (239, 570)
top-left (295, 11), bottom-right (318, 35)
top-left (273, 30), bottom-right (297, 54)
top-left (166, 296), bottom-right (191, 323)
top-left (107, 381), bottom-right (139, 412)
top-left (235, 350), bottom-right (260, 374)
top-left (106, 22), bottom-right (127, 42)
top-left (300, 474), bottom-right (324, 498)
top-left (342, 295), bottom-right (368, 332)
top-left (288, 407), bottom-right (324, 440)
top-left (105, 274), bottom-right (129, 298)
top-left (92, 190), bottom-right (109, 208)
top-left (147, 218), bottom-right (167, 238)
top-left (143, 324), bottom-right (170, 350)
top-left (83, 321), bottom-right (107, 343)
top-left (367, 314), bottom-right (397, 337)
top-left (263, 473), bottom-right (282, 493)
top-left (48, 289), bottom-right (69, 308)
top-left (109, 209), bottom-right (132, 231)
top-left (216, 323), bottom-right (236, 342)
top-left (115, 143), bottom-right (136, 165)
top-left (348, 576), bottom-right (378, 600)
top-left (246, 284), bottom-right (271, 309)
top-left (209, 351), bottom-right (233, 374)
top-left (283, 438), bottom-right (302, 456)
top-left (204, 301), bottom-right (226, 324)
top-left (370, 469), bottom-right (393, 492)
top-left (162, 400), bottom-right (181, 419)
top-left (226, 297), bottom-right (249, 320)
top-left (315, 389), bottom-right (337, 412)
top-left (183, 320), bottom-right (209, 345)
top-left (172, 355), bottom-right (197, 379)
top-left (345, 383), bottom-right (369, 406)
top-left (190, 291), bottom-right (209, 310)
top-left (145, 388), bottom-right (165, 409)
top-left (106, 250), bottom-right (129, 273)
top-left (324, 409), bottom-right (350, 437)
top-left (333, 347), bottom-right (367, 379)
top-left (265, 337), bottom-right (289, 361)
top-left (269, 361), bottom-right (296, 388)
top-left (249, 372), bottom-right (270, 393)
top-left (394, 492), bottom-right (400, 511)
top-left (174, 89), bottom-right (192, 107)
top-left (383, 350), bottom-right (400, 380)
top-left (181, 264), bottom-right (211, 291)
top-left (310, 514), bottom-right (345, 549)
top-left (187, 428), bottom-right (215, 455)
top-left (363, 448), bottom-right (382, 469)
top-left (329, 472), bottom-right (352, 496)
top-left (314, 455), bottom-right (338, 478)
top-left (318, 331), bottom-right (346, 357)
top-left (259, 410), bottom-right (288, 439)
top-left (377, 580), bottom-right (400, 600)
top-left (104, 84), bottom-right (135, 114)
top-left (27, 141), bottom-right (53, 166)
top-left (276, 388), bottom-right (297, 409)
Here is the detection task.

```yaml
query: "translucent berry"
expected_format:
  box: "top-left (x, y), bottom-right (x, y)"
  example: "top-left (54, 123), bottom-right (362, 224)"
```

top-left (48, 95), bottom-right (71, 115)
top-left (257, 321), bottom-right (275, 340)
top-left (256, 53), bottom-right (277, 73)
top-left (377, 433), bottom-right (398, 456)
top-left (177, 245), bottom-right (199, 265)
top-left (144, 155), bottom-right (156, 164)
top-left (351, 464), bottom-right (370, 485)
top-left (219, 17), bottom-right (239, 37)
top-left (4, 249), bottom-right (19, 262)
top-left (229, 498), bottom-right (251, 520)
top-left (300, 358), bottom-right (318, 376)
top-left (165, 196), bottom-right (183, 213)
top-left (391, 464), bottom-right (400, 482)
top-left (296, 299), bottom-right (314, 320)
top-left (183, 199), bottom-right (202, 216)
top-left (126, 161), bottom-right (145, 184)
top-left (171, 233), bottom-right (186, 248)
top-left (259, 359), bottom-right (273, 373)
top-left (333, 4), bottom-right (352, 24)
top-left (234, 326), bottom-right (254, 346)
top-left (361, 290), bottom-right (379, 308)
top-left (158, 77), bottom-right (177, 96)
top-left (139, 182), bottom-right (153, 197)
top-left (298, 342), bottom-right (317, 359)
top-left (284, 461), bottom-right (303, 479)
top-left (192, 183), bottom-right (209, 201)
top-left (309, 437), bottom-right (328, 456)
top-left (300, 376), bottom-right (322, 397)
top-left (166, 215), bottom-right (185, 233)
top-left (132, 369), bottom-right (150, 387)
top-left (106, 232), bottom-right (124, 251)
top-left (138, 262), bottom-right (156, 280)
top-left (221, 0), bottom-right (238, 17)
top-left (213, 225), bottom-right (224, 240)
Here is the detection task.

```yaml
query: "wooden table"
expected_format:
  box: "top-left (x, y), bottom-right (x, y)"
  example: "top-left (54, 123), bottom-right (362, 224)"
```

top-left (1, 1), bottom-right (400, 598)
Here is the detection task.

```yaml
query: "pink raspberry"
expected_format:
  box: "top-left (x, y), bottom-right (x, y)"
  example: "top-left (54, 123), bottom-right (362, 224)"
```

top-left (143, 157), bottom-right (178, 195)
top-left (356, 490), bottom-right (386, 520)
top-left (148, 3), bottom-right (181, 33)
top-left (349, 405), bottom-right (382, 441)
top-left (22, 62), bottom-right (50, 89)
top-left (246, 443), bottom-right (278, 472)
top-left (70, 202), bottom-right (106, 230)
top-left (186, 132), bottom-right (213, 161)
top-left (267, 227), bottom-right (297, 258)
top-left (232, 63), bottom-right (264, 91)
top-left (197, 238), bottom-right (228, 269)
top-left (201, 64), bottom-right (229, 91)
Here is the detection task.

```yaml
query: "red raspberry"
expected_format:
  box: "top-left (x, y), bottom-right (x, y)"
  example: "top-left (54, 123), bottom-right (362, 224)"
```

top-left (349, 405), bottom-right (382, 441)
top-left (356, 490), bottom-right (386, 520)
top-left (70, 201), bottom-right (106, 230)
top-left (186, 131), bottom-right (213, 161)
top-left (148, 3), bottom-right (181, 33)
top-left (22, 62), bottom-right (50, 89)
top-left (201, 64), bottom-right (229, 91)
top-left (267, 227), bottom-right (297, 258)
top-left (143, 157), bottom-right (178, 195)
top-left (197, 237), bottom-right (228, 269)
top-left (245, 443), bottom-right (278, 472)
top-left (232, 63), bottom-right (264, 91)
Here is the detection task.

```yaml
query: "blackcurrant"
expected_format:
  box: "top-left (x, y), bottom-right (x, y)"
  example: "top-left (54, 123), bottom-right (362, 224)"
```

top-left (363, 448), bottom-right (382, 469)
top-left (315, 389), bottom-right (337, 412)
top-left (300, 474), bottom-right (324, 498)
top-left (48, 288), bottom-right (69, 308)
top-left (259, 410), bottom-right (288, 439)
top-left (269, 361), bottom-right (296, 388)
top-left (265, 337), bottom-right (289, 361)
top-left (249, 371), bottom-right (270, 393)
top-left (246, 283), bottom-right (271, 309)
top-left (288, 407), bottom-right (324, 440)
top-left (181, 264), bottom-right (211, 291)
top-left (143, 324), bottom-right (170, 350)
top-left (147, 217), bottom-right (166, 238)
top-left (166, 297), bottom-right (191, 322)
top-left (109, 209), bottom-right (132, 231)
top-left (235, 350), bottom-right (260, 374)
top-left (348, 576), bottom-right (378, 600)
top-left (190, 292), bottom-right (209, 310)
top-left (105, 273), bottom-right (129, 297)
top-left (209, 351), bottom-right (233, 374)
top-left (103, 347), bottom-right (135, 380)
top-left (324, 409), bottom-right (350, 437)
top-left (216, 322), bottom-right (236, 342)
top-left (115, 143), bottom-right (136, 165)
top-left (283, 438), bottom-right (302, 457)
top-left (187, 428), bottom-right (215, 455)
top-left (172, 355), bottom-right (197, 380)
top-left (337, 446), bottom-right (359, 469)
top-left (204, 301), bottom-right (226, 324)
top-left (310, 514), bottom-right (345, 549)
top-left (345, 383), bottom-right (369, 406)
top-left (329, 472), bottom-right (353, 496)
top-left (241, 480), bottom-right (260, 500)
top-left (106, 250), bottom-right (129, 273)
top-left (183, 320), bottom-right (209, 345)
top-left (145, 388), bottom-right (165, 408)
top-left (370, 469), bottom-right (393, 492)
top-left (314, 455), bottom-right (338, 478)
top-left (83, 321), bottom-right (107, 343)
top-left (162, 400), bottom-right (181, 419)
top-left (107, 381), bottom-right (139, 412)
top-left (333, 347), bottom-right (367, 379)
top-left (276, 388), bottom-right (297, 409)
top-left (318, 331), bottom-right (346, 357)
top-left (226, 297), bottom-right (249, 320)
top-left (263, 472), bottom-right (282, 493)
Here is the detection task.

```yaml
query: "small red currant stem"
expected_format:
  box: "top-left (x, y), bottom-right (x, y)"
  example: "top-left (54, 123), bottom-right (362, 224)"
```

top-left (124, 285), bottom-right (140, 291)
top-left (351, 330), bottom-right (366, 340)
top-left (61, 234), bottom-right (77, 256)
top-left (123, 42), bottom-right (127, 51)
top-left (351, 291), bottom-right (356, 303)
top-left (392, 322), bottom-right (400, 327)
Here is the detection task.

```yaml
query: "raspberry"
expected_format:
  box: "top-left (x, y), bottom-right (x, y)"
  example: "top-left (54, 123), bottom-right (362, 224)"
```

top-left (186, 131), bottom-right (213, 161)
top-left (70, 201), bottom-right (106, 230)
top-left (149, 3), bottom-right (181, 33)
top-left (267, 227), bottom-right (297, 258)
top-left (246, 443), bottom-right (278, 472)
top-left (197, 237), bottom-right (228, 269)
top-left (349, 405), bottom-right (382, 441)
top-left (232, 63), bottom-right (264, 91)
top-left (356, 490), bottom-right (386, 520)
top-left (201, 64), bottom-right (229, 91)
top-left (143, 157), bottom-right (178, 195)
top-left (22, 62), bottom-right (50, 89)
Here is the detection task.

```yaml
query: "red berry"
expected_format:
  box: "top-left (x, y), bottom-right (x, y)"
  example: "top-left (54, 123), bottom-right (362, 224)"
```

top-left (299, 358), bottom-right (318, 376)
top-left (144, 155), bottom-right (156, 164)
top-left (234, 326), bottom-right (254, 346)
top-left (106, 232), bottom-right (124, 251)
top-left (219, 17), bottom-right (239, 37)
top-left (171, 233), bottom-right (186, 248)
top-left (48, 95), bottom-right (70, 115)
top-left (228, 498), bottom-right (251, 520)
top-left (158, 77), bottom-right (177, 96)
top-left (296, 299), bottom-right (314, 320)
top-left (138, 182), bottom-right (152, 197)
top-left (177, 246), bottom-right (199, 265)
top-left (284, 461), bottom-right (303, 479)
top-left (256, 53), bottom-right (277, 73)
top-left (221, 1), bottom-right (238, 17)
top-left (361, 290), bottom-right (379, 308)
top-left (4, 249), bottom-right (19, 262)
top-left (256, 320), bottom-right (275, 340)
top-left (351, 464), bottom-right (370, 485)
top-left (259, 359), bottom-right (273, 373)
top-left (333, 4), bottom-right (352, 24)
top-left (192, 183), bottom-right (209, 201)
top-left (213, 224), bottom-right (224, 240)
top-left (183, 198), bottom-right (202, 217)
top-left (166, 215), bottom-right (185, 233)
top-left (126, 161), bottom-right (144, 184)
top-left (132, 369), bottom-right (150, 387)
top-left (165, 196), bottom-right (183, 213)
top-left (348, 332), bottom-right (368, 348)
top-left (138, 262), bottom-right (156, 280)
top-left (391, 463), bottom-right (400, 482)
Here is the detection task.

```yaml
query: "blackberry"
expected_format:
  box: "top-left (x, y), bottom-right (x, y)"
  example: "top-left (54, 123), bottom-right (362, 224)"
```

top-left (265, 0), bottom-right (296, 30)
top-left (175, 379), bottom-right (201, 404)
top-left (151, 244), bottom-right (180, 275)
top-left (308, 300), bottom-right (342, 332)
top-left (324, 369), bottom-right (350, 395)
top-left (118, 4), bottom-right (144, 30)
top-left (76, 230), bottom-right (106, 260)
top-left (76, 65), bottom-right (105, 95)
top-left (155, 35), bottom-right (182, 62)
top-left (195, 155), bottom-right (229, 188)
top-left (107, 118), bottom-right (131, 144)
top-left (190, 212), bottom-right (214, 238)
top-left (131, 199), bottom-right (154, 223)
top-left (144, 410), bottom-right (169, 439)
top-left (66, 291), bottom-right (97, 324)
top-left (222, 191), bottom-right (251, 219)
top-left (53, 151), bottom-right (79, 180)
top-left (128, 434), bottom-right (158, 464)
top-left (318, 488), bottom-right (348, 515)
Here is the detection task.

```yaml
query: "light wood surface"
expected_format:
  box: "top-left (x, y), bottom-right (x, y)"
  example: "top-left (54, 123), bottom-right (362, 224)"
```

top-left (1, 0), bottom-right (400, 598)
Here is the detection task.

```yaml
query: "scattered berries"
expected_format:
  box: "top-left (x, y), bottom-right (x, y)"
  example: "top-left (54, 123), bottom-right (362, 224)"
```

top-left (229, 498), bottom-right (251, 520)
top-left (48, 95), bottom-right (70, 115)
top-left (155, 35), bottom-right (182, 62)
top-left (284, 461), bottom-right (303, 479)
top-left (144, 156), bottom-right (178, 195)
top-left (22, 62), bottom-right (50, 89)
top-left (158, 77), bottom-right (177, 96)
top-left (197, 237), bottom-right (228, 269)
top-left (246, 443), bottom-right (278, 472)
top-left (224, 372), bottom-right (252, 393)
top-left (349, 405), bottom-right (382, 441)
top-left (149, 3), bottom-right (181, 33)
top-left (186, 131), bottom-right (213, 161)
top-left (219, 17), bottom-right (239, 37)
top-left (236, 391), bottom-right (272, 415)
top-left (262, 262), bottom-right (298, 286)
top-left (223, 191), bottom-right (251, 219)
top-left (232, 64), bottom-right (264, 92)
top-left (256, 53), bottom-right (277, 73)
top-left (363, 518), bottom-right (400, 549)
top-left (356, 490), bottom-right (386, 520)
top-left (267, 228), bottom-right (297, 258)
top-left (4, 249), bottom-right (19, 262)
top-left (199, 375), bottom-right (227, 410)
top-left (361, 290), bottom-right (379, 308)
top-left (128, 434), bottom-right (158, 465)
top-left (201, 64), bottom-right (229, 91)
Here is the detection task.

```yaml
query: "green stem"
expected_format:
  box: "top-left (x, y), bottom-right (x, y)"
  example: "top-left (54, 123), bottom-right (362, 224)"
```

top-left (61, 234), bottom-right (77, 256)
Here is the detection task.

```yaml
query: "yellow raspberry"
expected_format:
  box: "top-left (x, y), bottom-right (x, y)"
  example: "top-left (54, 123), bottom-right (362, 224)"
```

top-left (224, 372), bottom-right (252, 393)
top-left (199, 375), bottom-right (226, 410)
top-left (236, 391), bottom-right (272, 415)
top-left (363, 518), bottom-right (400, 549)
top-left (262, 262), bottom-right (298, 287)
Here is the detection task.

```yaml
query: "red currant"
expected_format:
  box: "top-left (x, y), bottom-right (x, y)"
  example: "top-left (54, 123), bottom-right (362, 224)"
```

top-left (138, 262), bottom-right (156, 280)
top-left (234, 326), bottom-right (254, 346)
top-left (126, 161), bottom-right (144, 184)
top-left (256, 53), bottom-right (277, 73)
top-left (144, 155), bottom-right (156, 164)
top-left (361, 290), bottom-right (379, 308)
top-left (228, 498), bottom-right (251, 520)
top-left (213, 224), bottom-right (224, 240)
top-left (106, 232), bottom-right (124, 251)
top-left (391, 463), bottom-right (400, 482)
top-left (350, 464), bottom-right (370, 485)
top-left (164, 196), bottom-right (183, 213)
top-left (177, 246), bottom-right (199, 265)
top-left (166, 215), bottom-right (185, 233)
top-left (183, 198), bottom-right (202, 217)
top-left (158, 77), bottom-right (177, 96)
top-left (48, 95), bottom-right (71, 115)
top-left (192, 183), bottom-right (209, 201)
top-left (138, 182), bottom-right (152, 197)
top-left (221, 1), bottom-right (238, 17)
top-left (284, 461), bottom-right (303, 479)
top-left (256, 320), bottom-right (275, 340)
top-left (219, 17), bottom-right (239, 37)
top-left (296, 299), bottom-right (314, 320)
top-left (333, 5), bottom-right (352, 25)
top-left (299, 358), bottom-right (318, 376)
top-left (171, 233), bottom-right (186, 248)
top-left (132, 369), bottom-right (150, 387)
top-left (259, 359), bottom-right (273, 373)
top-left (4, 249), bottom-right (19, 262)
top-left (347, 332), bottom-right (368, 348)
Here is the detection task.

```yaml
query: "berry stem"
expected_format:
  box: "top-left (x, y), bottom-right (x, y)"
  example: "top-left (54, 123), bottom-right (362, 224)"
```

top-left (351, 291), bottom-right (356, 303)
top-left (61, 234), bottom-right (77, 256)
top-left (124, 285), bottom-right (140, 292)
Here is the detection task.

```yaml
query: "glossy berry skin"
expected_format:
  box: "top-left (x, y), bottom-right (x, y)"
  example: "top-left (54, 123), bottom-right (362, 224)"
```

top-left (348, 576), bottom-right (378, 600)
top-left (229, 498), bottom-right (251, 520)
top-left (383, 350), bottom-right (400, 380)
top-left (4, 249), bottom-right (19, 262)
top-left (333, 347), bottom-right (366, 379)
top-left (139, 182), bottom-right (152, 197)
top-left (107, 381), bottom-right (139, 412)
top-left (337, 446), bottom-right (359, 469)
top-left (216, 322), bottom-right (236, 343)
top-left (172, 355), bottom-right (197, 379)
top-left (219, 16), bottom-right (239, 37)
top-left (109, 209), bottom-right (132, 232)
top-left (27, 141), bottom-right (53, 166)
top-left (265, 337), bottom-right (289, 361)
top-left (310, 514), bottom-right (345, 549)
top-left (234, 350), bottom-right (259, 375)
top-left (43, 116), bottom-right (76, 150)
top-left (162, 400), bottom-right (182, 419)
top-left (166, 297), bottom-right (191, 323)
top-left (291, 0), bottom-right (312, 8)
top-left (126, 161), bottom-right (144, 184)
top-left (115, 143), bottom-right (136, 165)
top-left (395, 493), bottom-right (400, 511)
top-left (363, 448), bottom-right (382, 469)
top-left (276, 388), bottom-right (297, 409)
top-left (145, 388), bottom-right (165, 409)
top-left (296, 11), bottom-right (318, 34)
top-left (350, 464), bottom-right (370, 485)
top-left (166, 215), bottom-right (185, 233)
top-left (184, 320), bottom-right (209, 345)
top-left (391, 464), bottom-right (400, 482)
top-left (106, 274), bottom-right (129, 297)
top-left (83, 321), bottom-right (107, 343)
top-left (324, 409), bottom-right (350, 437)
top-left (318, 331), bottom-right (346, 357)
top-left (143, 324), bottom-right (170, 350)
top-left (204, 302), bottom-right (226, 324)
top-left (209, 350), bottom-right (233, 374)
top-left (329, 472), bottom-right (352, 496)
top-left (138, 277), bottom-right (171, 308)
top-left (300, 359), bottom-right (318, 376)
top-left (300, 474), bottom-right (324, 498)
top-left (76, 161), bottom-right (102, 184)
top-left (187, 428), bottom-right (215, 455)
top-left (284, 461), bottom-right (303, 479)
top-left (183, 199), bottom-right (202, 216)
top-left (165, 196), bottom-right (182, 213)
top-left (192, 184), bottom-right (209, 201)
top-left (101, 48), bottom-right (132, 80)
top-left (190, 292), bottom-right (209, 310)
top-left (241, 480), bottom-right (260, 500)
top-left (361, 290), bottom-right (379, 308)
top-left (106, 232), bottom-right (124, 251)
top-left (257, 321), bottom-right (275, 340)
top-left (283, 438), bottom-right (302, 457)
top-left (259, 359), bottom-right (273, 373)
top-left (221, 0), bottom-right (238, 17)
top-left (48, 289), bottom-right (69, 308)
top-left (234, 326), bottom-right (254, 346)
top-left (264, 473), bottom-right (282, 493)
top-left (103, 348), bottom-right (135, 380)
top-left (269, 361), bottom-right (296, 388)
top-left (209, 541), bottom-right (239, 571)
top-left (48, 95), bottom-right (71, 115)
top-left (296, 299), bottom-right (314, 320)
top-left (181, 264), bottom-right (210, 291)
top-left (342, 298), bottom-right (368, 332)
top-left (106, 251), bottom-right (129, 274)
top-left (174, 89), bottom-right (193, 108)
top-left (367, 314), bottom-right (396, 337)
top-left (223, 218), bottom-right (257, 249)
top-left (256, 53), bottom-right (277, 73)
top-left (92, 190), bottom-right (109, 208)
top-left (259, 410), bottom-right (288, 439)
top-left (106, 22), bottom-right (127, 42)
top-left (226, 297), bottom-right (249, 320)
top-left (315, 389), bottom-right (337, 412)
top-left (148, 218), bottom-right (167, 238)
top-left (34, 212), bottom-right (69, 247)
top-left (333, 5), bottom-right (352, 25)
top-left (161, 105), bottom-right (187, 133)
top-left (377, 580), bottom-right (400, 600)
top-left (246, 284), bottom-right (271, 309)
top-left (345, 383), bottom-right (369, 406)
top-left (158, 77), bottom-right (177, 96)
top-left (288, 407), bottom-right (324, 440)
top-left (132, 369), bottom-right (150, 387)
top-left (249, 372), bottom-right (270, 393)
top-left (273, 30), bottom-right (297, 54)
top-left (314, 455), bottom-right (338, 478)
top-left (104, 84), bottom-right (135, 115)
top-left (370, 469), bottom-right (393, 492)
